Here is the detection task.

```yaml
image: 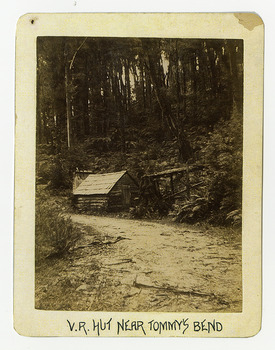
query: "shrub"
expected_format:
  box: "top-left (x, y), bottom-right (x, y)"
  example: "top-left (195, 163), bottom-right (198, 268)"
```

top-left (175, 196), bottom-right (209, 223)
top-left (174, 111), bottom-right (242, 226)
top-left (48, 146), bottom-right (90, 190)
top-left (35, 197), bottom-right (82, 264)
top-left (200, 112), bottom-right (243, 225)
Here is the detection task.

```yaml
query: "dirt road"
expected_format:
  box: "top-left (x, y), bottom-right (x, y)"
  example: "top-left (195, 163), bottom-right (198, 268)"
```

top-left (62, 214), bottom-right (242, 312)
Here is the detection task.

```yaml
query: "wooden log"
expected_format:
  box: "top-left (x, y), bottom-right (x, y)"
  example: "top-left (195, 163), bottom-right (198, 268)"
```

top-left (162, 181), bottom-right (204, 199)
top-left (133, 278), bottom-right (219, 300)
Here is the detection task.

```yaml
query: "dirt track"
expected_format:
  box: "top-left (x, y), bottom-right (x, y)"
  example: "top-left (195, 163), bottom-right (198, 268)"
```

top-left (64, 215), bottom-right (242, 312)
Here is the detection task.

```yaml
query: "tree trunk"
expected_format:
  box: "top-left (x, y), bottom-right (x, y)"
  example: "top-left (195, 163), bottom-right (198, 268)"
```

top-left (125, 58), bottom-right (131, 113)
top-left (145, 66), bottom-right (152, 113)
top-left (119, 111), bottom-right (126, 153)
top-left (180, 55), bottom-right (187, 122)
top-left (140, 61), bottom-right (146, 112)
top-left (142, 41), bottom-right (192, 162)
top-left (175, 40), bottom-right (181, 121)
top-left (64, 49), bottom-right (72, 149)
top-left (83, 53), bottom-right (90, 136)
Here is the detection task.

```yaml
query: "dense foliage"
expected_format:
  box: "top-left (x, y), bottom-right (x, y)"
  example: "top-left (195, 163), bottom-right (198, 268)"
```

top-left (35, 192), bottom-right (82, 264)
top-left (36, 37), bottom-right (243, 226)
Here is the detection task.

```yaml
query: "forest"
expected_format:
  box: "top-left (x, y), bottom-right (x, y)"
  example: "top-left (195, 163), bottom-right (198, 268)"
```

top-left (36, 37), bottom-right (243, 226)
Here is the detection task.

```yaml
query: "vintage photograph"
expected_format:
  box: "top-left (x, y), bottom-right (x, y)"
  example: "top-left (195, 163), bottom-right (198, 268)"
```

top-left (35, 36), bottom-right (243, 313)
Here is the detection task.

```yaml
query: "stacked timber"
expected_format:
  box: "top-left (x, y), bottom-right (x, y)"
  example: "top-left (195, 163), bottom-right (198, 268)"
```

top-left (74, 195), bottom-right (108, 212)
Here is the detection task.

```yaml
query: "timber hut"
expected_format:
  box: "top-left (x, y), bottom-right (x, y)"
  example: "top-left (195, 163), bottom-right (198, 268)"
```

top-left (73, 170), bottom-right (139, 212)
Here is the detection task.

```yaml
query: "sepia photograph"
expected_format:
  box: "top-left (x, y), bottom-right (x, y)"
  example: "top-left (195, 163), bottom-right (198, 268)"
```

top-left (13, 12), bottom-right (263, 338)
top-left (35, 36), bottom-right (243, 313)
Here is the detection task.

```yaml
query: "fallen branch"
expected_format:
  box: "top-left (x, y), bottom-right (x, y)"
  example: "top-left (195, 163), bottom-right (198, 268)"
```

top-left (163, 181), bottom-right (204, 200)
top-left (74, 236), bottom-right (131, 250)
top-left (109, 236), bottom-right (131, 244)
top-left (123, 290), bottom-right (141, 299)
top-left (73, 241), bottom-right (102, 250)
top-left (105, 258), bottom-right (135, 266)
top-left (206, 256), bottom-right (234, 260)
top-left (133, 278), bottom-right (215, 299)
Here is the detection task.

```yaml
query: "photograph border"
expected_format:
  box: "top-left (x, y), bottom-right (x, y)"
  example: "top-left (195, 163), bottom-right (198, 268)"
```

top-left (14, 12), bottom-right (263, 337)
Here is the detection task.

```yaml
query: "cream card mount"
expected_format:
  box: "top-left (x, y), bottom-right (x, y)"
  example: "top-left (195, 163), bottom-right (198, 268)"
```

top-left (14, 13), bottom-right (263, 337)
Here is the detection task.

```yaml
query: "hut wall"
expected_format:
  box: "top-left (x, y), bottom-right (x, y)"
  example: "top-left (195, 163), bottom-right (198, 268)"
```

top-left (75, 195), bottom-right (108, 212)
top-left (108, 174), bottom-right (139, 211)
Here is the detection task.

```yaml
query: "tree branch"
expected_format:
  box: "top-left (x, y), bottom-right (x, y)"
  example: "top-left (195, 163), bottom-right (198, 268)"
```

top-left (69, 37), bottom-right (88, 70)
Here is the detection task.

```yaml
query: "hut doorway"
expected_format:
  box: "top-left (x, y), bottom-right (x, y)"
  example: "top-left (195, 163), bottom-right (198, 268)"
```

top-left (122, 185), bottom-right (131, 207)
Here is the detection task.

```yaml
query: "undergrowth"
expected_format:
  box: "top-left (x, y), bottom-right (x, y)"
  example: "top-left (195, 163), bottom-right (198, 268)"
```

top-left (35, 191), bottom-right (82, 265)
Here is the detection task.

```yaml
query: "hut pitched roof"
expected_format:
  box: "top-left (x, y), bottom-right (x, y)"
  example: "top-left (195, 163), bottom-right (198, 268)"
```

top-left (73, 170), bottom-right (127, 195)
